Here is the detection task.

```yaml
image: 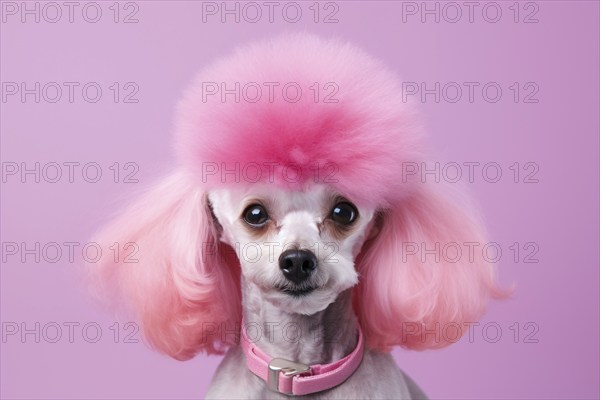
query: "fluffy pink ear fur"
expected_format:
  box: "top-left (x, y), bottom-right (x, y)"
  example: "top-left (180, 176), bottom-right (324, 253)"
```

top-left (88, 171), bottom-right (240, 360)
top-left (354, 182), bottom-right (507, 351)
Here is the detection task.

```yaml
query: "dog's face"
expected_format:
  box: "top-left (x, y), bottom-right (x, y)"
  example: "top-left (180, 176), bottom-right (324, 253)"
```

top-left (208, 184), bottom-right (376, 315)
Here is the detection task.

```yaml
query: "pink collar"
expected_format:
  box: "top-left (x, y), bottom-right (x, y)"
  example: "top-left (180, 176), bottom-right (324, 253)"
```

top-left (240, 322), bottom-right (365, 396)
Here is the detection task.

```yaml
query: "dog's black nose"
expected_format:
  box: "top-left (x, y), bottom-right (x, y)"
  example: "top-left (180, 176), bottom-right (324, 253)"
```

top-left (279, 249), bottom-right (317, 284)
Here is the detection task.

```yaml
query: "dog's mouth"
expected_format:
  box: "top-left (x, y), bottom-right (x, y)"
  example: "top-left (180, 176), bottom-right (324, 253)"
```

top-left (278, 285), bottom-right (316, 297)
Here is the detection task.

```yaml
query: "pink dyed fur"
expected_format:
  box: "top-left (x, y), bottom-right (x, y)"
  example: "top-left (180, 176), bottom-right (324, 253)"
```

top-left (175, 33), bottom-right (424, 208)
top-left (90, 172), bottom-right (241, 359)
top-left (354, 183), bottom-right (505, 351)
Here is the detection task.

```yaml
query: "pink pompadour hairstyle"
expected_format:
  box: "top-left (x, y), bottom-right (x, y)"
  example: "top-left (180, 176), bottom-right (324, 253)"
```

top-left (89, 33), bottom-right (505, 360)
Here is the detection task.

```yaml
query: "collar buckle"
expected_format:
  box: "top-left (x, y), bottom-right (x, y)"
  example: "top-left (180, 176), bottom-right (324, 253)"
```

top-left (267, 358), bottom-right (311, 394)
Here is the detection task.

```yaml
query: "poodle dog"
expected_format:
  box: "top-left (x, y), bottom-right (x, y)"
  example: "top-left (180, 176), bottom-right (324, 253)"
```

top-left (90, 33), bottom-right (504, 399)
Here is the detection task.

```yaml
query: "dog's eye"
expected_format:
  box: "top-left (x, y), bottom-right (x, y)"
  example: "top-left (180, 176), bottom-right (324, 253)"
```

top-left (330, 202), bottom-right (358, 225)
top-left (243, 204), bottom-right (269, 227)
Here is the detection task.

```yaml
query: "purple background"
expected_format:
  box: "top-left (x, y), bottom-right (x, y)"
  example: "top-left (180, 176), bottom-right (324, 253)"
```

top-left (1, 1), bottom-right (599, 399)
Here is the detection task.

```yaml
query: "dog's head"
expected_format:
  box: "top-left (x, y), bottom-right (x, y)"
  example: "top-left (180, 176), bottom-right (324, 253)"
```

top-left (89, 33), bottom-right (504, 360)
